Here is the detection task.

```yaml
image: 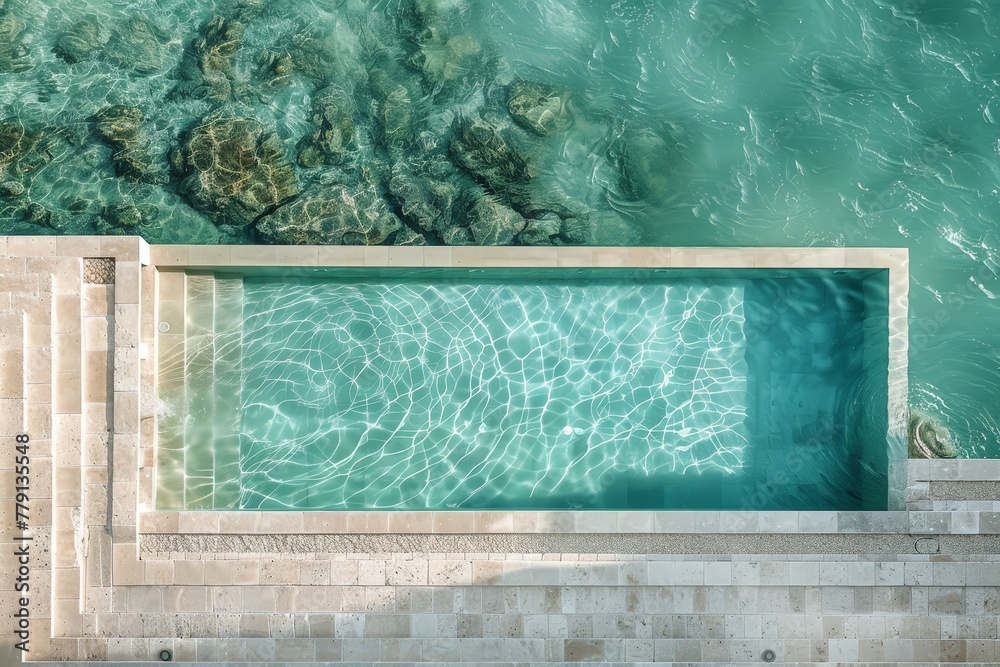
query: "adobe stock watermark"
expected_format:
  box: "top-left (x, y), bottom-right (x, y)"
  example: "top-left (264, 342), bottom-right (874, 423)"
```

top-left (687, 0), bottom-right (930, 65)
top-left (683, 0), bottom-right (755, 60)
top-left (740, 417), bottom-right (837, 511)
top-left (743, 279), bottom-right (811, 346)
top-left (852, 125), bottom-right (962, 222)
top-left (888, 0), bottom-right (934, 29)
top-left (911, 264), bottom-right (996, 353)
top-left (13, 433), bottom-right (32, 653)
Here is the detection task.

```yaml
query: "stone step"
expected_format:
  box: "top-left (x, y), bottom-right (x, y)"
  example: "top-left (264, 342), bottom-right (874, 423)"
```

top-left (0, 255), bottom-right (87, 657)
top-left (0, 308), bottom-right (27, 529)
top-left (80, 269), bottom-right (118, 618)
top-left (0, 302), bottom-right (30, 630)
top-left (50, 259), bottom-right (86, 641)
top-left (0, 309), bottom-right (25, 403)
top-left (2, 257), bottom-right (52, 663)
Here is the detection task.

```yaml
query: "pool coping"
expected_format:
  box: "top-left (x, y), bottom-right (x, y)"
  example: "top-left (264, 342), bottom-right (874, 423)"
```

top-left (143, 245), bottom-right (909, 531)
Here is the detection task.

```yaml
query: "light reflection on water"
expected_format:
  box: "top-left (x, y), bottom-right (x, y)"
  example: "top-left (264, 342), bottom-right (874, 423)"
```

top-left (230, 272), bottom-right (885, 510)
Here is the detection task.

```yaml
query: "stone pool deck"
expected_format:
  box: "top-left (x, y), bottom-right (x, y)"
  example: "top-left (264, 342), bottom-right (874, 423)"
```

top-left (1, 237), bottom-right (999, 666)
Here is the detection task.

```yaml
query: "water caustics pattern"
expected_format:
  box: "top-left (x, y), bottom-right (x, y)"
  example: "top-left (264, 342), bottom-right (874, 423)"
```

top-left (238, 277), bottom-right (749, 509)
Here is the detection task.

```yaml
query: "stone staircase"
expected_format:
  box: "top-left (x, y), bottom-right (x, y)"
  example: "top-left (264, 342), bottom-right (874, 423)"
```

top-left (155, 270), bottom-right (242, 511)
top-left (0, 237), bottom-right (147, 663)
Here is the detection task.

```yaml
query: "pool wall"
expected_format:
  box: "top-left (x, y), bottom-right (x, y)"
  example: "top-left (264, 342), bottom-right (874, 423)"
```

top-left (18, 239), bottom-right (1000, 664)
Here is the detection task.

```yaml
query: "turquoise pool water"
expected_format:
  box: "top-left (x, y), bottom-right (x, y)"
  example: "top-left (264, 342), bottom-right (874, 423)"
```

top-left (158, 268), bottom-right (889, 510)
top-left (2, 0), bottom-right (997, 457)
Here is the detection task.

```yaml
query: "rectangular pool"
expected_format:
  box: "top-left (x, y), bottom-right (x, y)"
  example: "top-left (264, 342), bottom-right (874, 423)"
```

top-left (156, 267), bottom-right (890, 511)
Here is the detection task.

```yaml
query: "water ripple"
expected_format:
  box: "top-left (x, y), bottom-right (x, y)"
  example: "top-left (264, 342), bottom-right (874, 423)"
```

top-left (238, 277), bottom-right (749, 509)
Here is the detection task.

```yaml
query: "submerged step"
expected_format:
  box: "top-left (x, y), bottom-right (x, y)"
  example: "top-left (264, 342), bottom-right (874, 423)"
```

top-left (183, 272), bottom-right (215, 510)
top-left (212, 274), bottom-right (243, 509)
top-left (157, 271), bottom-right (243, 509)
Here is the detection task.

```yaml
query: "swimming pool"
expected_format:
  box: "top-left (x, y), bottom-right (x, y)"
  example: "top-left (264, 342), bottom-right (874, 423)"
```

top-left (156, 266), bottom-right (890, 511)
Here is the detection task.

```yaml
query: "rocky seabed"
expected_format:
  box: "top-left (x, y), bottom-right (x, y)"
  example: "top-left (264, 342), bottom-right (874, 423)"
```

top-left (0, 0), bottom-right (674, 246)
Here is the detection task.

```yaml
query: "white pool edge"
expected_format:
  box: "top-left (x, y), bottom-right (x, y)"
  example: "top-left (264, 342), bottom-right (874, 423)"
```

top-left (145, 245), bottom-right (908, 528)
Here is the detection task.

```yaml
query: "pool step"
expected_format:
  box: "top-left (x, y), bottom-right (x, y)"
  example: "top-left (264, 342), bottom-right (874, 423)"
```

top-left (156, 270), bottom-right (244, 510)
top-left (212, 275), bottom-right (243, 509)
top-left (183, 273), bottom-right (216, 509)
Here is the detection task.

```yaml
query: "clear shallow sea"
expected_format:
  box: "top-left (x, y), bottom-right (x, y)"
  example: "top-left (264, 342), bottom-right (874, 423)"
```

top-left (2, 0), bottom-right (999, 456)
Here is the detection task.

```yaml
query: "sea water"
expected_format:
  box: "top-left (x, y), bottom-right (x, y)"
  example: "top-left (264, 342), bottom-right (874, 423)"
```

top-left (1, 0), bottom-right (998, 456)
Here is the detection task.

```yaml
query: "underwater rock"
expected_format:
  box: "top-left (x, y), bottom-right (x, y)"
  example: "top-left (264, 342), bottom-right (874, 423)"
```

top-left (450, 115), bottom-right (532, 192)
top-left (558, 214), bottom-right (593, 245)
top-left (197, 15), bottom-right (245, 100)
top-left (284, 30), bottom-right (340, 86)
top-left (102, 203), bottom-right (141, 229)
top-left (401, 0), bottom-right (467, 45)
top-left (97, 202), bottom-right (158, 234)
top-left (410, 33), bottom-right (481, 85)
top-left (104, 17), bottom-right (166, 75)
top-left (388, 167), bottom-right (460, 234)
top-left (114, 146), bottom-right (165, 184)
top-left (441, 225), bottom-right (473, 246)
top-left (0, 12), bottom-right (31, 73)
top-left (398, 0), bottom-right (498, 95)
top-left (399, 0), bottom-right (490, 91)
top-left (179, 116), bottom-right (298, 227)
top-left (507, 81), bottom-right (573, 137)
top-left (908, 411), bottom-right (958, 459)
top-left (368, 66), bottom-right (417, 151)
top-left (197, 15), bottom-right (244, 74)
top-left (516, 212), bottom-right (561, 245)
top-left (414, 0), bottom-right (467, 22)
top-left (380, 85), bottom-right (414, 149)
top-left (94, 105), bottom-right (143, 146)
top-left (256, 184), bottom-right (400, 245)
top-left (93, 106), bottom-right (165, 184)
top-left (613, 127), bottom-right (677, 203)
top-left (23, 203), bottom-right (62, 230)
top-left (309, 86), bottom-right (356, 137)
top-left (295, 136), bottom-right (329, 169)
top-left (399, 0), bottom-right (440, 45)
top-left (393, 226), bottom-right (428, 246)
top-left (296, 86), bottom-right (355, 168)
top-left (468, 195), bottom-right (525, 245)
top-left (449, 115), bottom-right (551, 217)
top-left (256, 49), bottom-right (294, 89)
top-left (172, 14), bottom-right (246, 101)
top-left (518, 192), bottom-right (580, 223)
top-left (0, 180), bottom-right (24, 197)
top-left (0, 120), bottom-right (57, 177)
top-left (53, 17), bottom-right (107, 64)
